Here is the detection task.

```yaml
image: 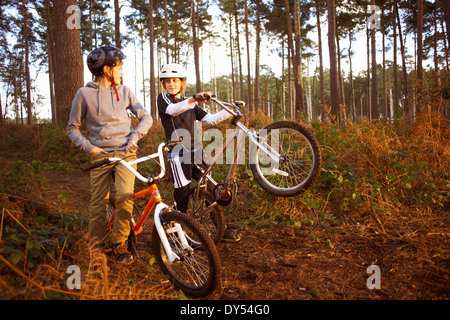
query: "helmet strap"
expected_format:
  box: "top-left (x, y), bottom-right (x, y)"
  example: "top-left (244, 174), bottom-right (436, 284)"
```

top-left (104, 67), bottom-right (120, 101)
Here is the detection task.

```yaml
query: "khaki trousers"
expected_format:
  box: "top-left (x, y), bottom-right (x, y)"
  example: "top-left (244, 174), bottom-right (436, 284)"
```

top-left (88, 151), bottom-right (137, 244)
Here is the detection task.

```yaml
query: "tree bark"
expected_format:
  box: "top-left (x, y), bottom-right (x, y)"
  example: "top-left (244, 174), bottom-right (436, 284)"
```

top-left (45, 0), bottom-right (56, 123)
top-left (327, 0), bottom-right (340, 122)
top-left (315, 0), bottom-right (325, 119)
top-left (416, 0), bottom-right (423, 107)
top-left (149, 0), bottom-right (156, 119)
top-left (164, 0), bottom-right (169, 63)
top-left (22, 0), bottom-right (32, 125)
top-left (382, 5), bottom-right (387, 121)
top-left (395, 1), bottom-right (409, 118)
top-left (393, 0), bottom-right (399, 114)
top-left (114, 0), bottom-right (121, 48)
top-left (293, 0), bottom-right (304, 118)
top-left (191, 0), bottom-right (201, 92)
top-left (234, 0), bottom-right (243, 99)
top-left (52, 0), bottom-right (83, 126)
top-left (254, 0), bottom-right (261, 113)
top-left (244, 0), bottom-right (252, 111)
top-left (370, 0), bottom-right (378, 121)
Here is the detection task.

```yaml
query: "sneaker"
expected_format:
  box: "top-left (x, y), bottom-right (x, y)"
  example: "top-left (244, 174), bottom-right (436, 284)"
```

top-left (113, 241), bottom-right (135, 265)
top-left (222, 225), bottom-right (241, 243)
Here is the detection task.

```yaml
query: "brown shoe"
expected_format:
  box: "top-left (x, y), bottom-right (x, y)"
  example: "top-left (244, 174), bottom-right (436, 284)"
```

top-left (113, 241), bottom-right (134, 265)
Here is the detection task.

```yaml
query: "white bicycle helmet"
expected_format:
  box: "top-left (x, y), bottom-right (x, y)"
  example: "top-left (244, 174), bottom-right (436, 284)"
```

top-left (159, 63), bottom-right (187, 80)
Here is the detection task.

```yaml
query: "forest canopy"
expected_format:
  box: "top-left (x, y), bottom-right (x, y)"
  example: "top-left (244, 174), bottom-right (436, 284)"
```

top-left (0, 0), bottom-right (448, 125)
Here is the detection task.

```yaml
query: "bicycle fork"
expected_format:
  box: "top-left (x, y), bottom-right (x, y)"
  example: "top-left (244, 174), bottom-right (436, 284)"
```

top-left (153, 202), bottom-right (193, 263)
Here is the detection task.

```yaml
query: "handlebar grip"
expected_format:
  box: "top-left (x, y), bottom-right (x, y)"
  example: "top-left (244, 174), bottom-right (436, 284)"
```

top-left (80, 158), bottom-right (112, 172)
top-left (192, 93), bottom-right (216, 101)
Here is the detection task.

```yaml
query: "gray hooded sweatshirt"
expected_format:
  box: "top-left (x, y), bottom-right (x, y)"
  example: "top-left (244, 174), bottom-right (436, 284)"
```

top-left (67, 81), bottom-right (152, 154)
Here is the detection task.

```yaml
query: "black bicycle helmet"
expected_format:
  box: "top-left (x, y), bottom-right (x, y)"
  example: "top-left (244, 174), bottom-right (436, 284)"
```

top-left (87, 46), bottom-right (126, 76)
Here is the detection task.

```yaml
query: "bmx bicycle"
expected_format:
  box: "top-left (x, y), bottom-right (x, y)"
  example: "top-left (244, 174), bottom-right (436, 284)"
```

top-left (188, 95), bottom-right (322, 243)
top-left (81, 139), bottom-right (221, 297)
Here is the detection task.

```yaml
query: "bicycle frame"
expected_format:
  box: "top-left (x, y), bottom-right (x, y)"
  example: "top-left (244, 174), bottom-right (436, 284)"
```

top-left (106, 142), bottom-right (191, 263)
top-left (192, 97), bottom-right (284, 207)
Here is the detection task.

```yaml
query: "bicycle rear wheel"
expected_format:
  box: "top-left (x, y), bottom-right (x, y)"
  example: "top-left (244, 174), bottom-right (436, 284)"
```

top-left (250, 121), bottom-right (322, 197)
top-left (188, 190), bottom-right (225, 244)
top-left (152, 208), bottom-right (221, 297)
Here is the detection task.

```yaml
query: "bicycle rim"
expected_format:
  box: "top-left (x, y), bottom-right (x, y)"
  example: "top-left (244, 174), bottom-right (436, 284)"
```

top-left (251, 121), bottom-right (321, 196)
top-left (152, 209), bottom-right (221, 297)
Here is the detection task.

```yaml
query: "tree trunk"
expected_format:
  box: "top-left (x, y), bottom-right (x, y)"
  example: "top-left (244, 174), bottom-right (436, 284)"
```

top-left (349, 32), bottom-right (355, 121)
top-left (149, 0), bottom-right (156, 119)
top-left (114, 0), bottom-right (121, 48)
top-left (443, 0), bottom-right (450, 50)
top-left (315, 0), bottom-right (325, 119)
top-left (229, 11), bottom-right (236, 100)
top-left (393, 0), bottom-right (399, 114)
top-left (327, 0), bottom-right (340, 122)
top-left (416, 0), bottom-right (423, 108)
top-left (293, 0), bottom-right (304, 118)
top-left (366, 19), bottom-right (370, 120)
top-left (141, 30), bottom-right (146, 108)
top-left (244, 0), bottom-right (252, 111)
top-left (191, 0), bottom-right (201, 93)
top-left (370, 0), bottom-right (378, 121)
top-left (52, 0), bottom-right (84, 126)
top-left (89, 0), bottom-right (93, 51)
top-left (382, 5), bottom-right (387, 121)
top-left (284, 0), bottom-right (294, 118)
top-left (164, 0), bottom-right (169, 63)
top-left (0, 93), bottom-right (3, 125)
top-left (234, 0), bottom-right (244, 99)
top-left (336, 32), bottom-right (345, 119)
top-left (396, 1), bottom-right (409, 118)
top-left (254, 0), bottom-right (261, 113)
top-left (44, 0), bottom-right (56, 124)
top-left (22, 0), bottom-right (32, 125)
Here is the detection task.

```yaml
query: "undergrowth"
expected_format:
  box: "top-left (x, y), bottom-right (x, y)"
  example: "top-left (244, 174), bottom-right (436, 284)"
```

top-left (0, 109), bottom-right (449, 299)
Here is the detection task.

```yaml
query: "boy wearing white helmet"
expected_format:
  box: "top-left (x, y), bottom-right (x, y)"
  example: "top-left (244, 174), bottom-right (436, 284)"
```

top-left (68, 46), bottom-right (153, 265)
top-left (157, 63), bottom-right (240, 242)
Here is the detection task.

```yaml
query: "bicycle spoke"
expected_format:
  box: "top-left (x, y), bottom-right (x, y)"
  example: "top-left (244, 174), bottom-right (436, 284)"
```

top-left (162, 220), bottom-right (213, 289)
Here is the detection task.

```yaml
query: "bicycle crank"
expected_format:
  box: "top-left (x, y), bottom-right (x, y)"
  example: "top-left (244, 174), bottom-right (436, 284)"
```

top-left (213, 183), bottom-right (233, 206)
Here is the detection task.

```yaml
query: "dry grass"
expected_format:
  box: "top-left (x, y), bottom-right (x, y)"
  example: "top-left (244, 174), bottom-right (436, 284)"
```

top-left (0, 106), bottom-right (448, 300)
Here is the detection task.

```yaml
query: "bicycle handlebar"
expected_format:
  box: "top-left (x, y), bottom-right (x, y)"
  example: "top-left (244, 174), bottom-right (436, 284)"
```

top-left (209, 96), bottom-right (245, 118)
top-left (80, 138), bottom-right (183, 184)
top-left (80, 158), bottom-right (112, 172)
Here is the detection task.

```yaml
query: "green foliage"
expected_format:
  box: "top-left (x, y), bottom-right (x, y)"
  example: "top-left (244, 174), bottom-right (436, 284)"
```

top-left (0, 202), bottom-right (88, 269)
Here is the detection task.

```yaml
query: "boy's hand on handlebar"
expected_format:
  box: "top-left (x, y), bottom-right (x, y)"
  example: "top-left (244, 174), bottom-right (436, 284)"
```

top-left (90, 147), bottom-right (108, 156)
top-left (191, 92), bottom-right (213, 102)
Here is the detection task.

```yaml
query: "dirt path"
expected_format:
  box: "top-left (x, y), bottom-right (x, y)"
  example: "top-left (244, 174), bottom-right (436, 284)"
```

top-left (42, 168), bottom-right (449, 300)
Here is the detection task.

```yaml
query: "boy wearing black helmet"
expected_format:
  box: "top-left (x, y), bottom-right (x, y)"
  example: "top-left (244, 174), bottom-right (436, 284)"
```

top-left (157, 63), bottom-right (240, 242)
top-left (67, 46), bottom-right (153, 265)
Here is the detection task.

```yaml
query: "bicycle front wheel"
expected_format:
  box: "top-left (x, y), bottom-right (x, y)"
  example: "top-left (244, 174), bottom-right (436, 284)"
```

top-left (152, 208), bottom-right (221, 297)
top-left (250, 121), bottom-right (322, 197)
